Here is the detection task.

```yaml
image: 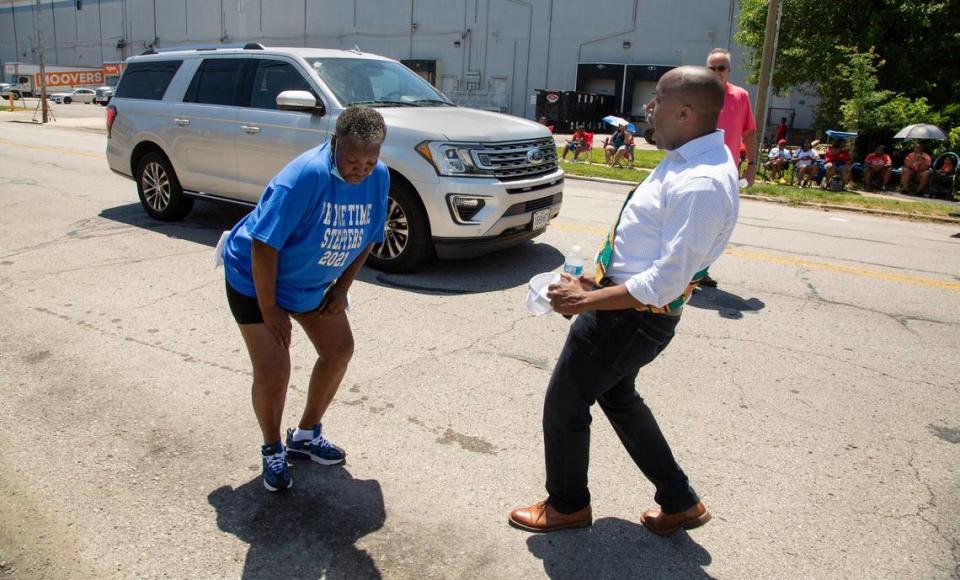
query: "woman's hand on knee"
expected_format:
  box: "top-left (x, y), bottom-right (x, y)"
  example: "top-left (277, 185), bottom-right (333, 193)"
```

top-left (262, 304), bottom-right (292, 348)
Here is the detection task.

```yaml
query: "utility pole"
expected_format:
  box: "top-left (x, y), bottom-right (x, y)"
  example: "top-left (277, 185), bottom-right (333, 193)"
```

top-left (753, 0), bottom-right (781, 153)
top-left (35, 0), bottom-right (49, 123)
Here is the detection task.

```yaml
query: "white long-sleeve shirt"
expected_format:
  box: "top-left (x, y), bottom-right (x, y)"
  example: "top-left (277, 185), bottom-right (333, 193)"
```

top-left (605, 130), bottom-right (740, 308)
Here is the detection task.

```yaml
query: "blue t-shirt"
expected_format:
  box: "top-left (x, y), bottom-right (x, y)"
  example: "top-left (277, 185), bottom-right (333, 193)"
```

top-left (223, 141), bottom-right (389, 313)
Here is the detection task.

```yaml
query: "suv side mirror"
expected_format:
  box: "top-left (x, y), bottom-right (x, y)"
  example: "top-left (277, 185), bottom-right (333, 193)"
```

top-left (276, 90), bottom-right (325, 115)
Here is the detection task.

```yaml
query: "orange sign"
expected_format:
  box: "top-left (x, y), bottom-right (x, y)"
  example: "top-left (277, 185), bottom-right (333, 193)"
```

top-left (102, 63), bottom-right (121, 76)
top-left (35, 70), bottom-right (104, 88)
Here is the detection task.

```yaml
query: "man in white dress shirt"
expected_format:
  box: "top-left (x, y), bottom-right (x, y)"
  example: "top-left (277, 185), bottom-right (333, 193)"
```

top-left (509, 66), bottom-right (739, 535)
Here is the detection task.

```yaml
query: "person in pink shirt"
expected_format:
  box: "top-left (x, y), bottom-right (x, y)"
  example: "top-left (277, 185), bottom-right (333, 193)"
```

top-left (862, 145), bottom-right (892, 191)
top-left (900, 142), bottom-right (932, 194)
top-left (708, 48), bottom-right (758, 186)
top-left (696, 48), bottom-right (756, 289)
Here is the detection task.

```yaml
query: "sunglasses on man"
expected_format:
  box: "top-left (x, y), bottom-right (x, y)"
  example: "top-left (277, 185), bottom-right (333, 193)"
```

top-left (708, 65), bottom-right (728, 72)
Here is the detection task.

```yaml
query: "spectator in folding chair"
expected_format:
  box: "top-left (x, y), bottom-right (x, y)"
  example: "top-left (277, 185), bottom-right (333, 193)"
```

top-left (561, 124), bottom-right (589, 161)
top-left (862, 145), bottom-right (893, 191)
top-left (821, 140), bottom-right (852, 189)
top-left (765, 139), bottom-right (791, 182)
top-left (792, 140), bottom-right (819, 188)
top-left (610, 129), bottom-right (636, 167)
top-left (900, 142), bottom-right (932, 195)
top-left (604, 124), bottom-right (630, 165)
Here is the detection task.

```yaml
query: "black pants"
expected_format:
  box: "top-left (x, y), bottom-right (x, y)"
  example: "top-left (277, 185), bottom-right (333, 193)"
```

top-left (544, 308), bottom-right (699, 514)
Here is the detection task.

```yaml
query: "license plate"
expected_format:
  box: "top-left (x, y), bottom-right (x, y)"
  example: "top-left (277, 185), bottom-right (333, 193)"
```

top-left (531, 208), bottom-right (550, 231)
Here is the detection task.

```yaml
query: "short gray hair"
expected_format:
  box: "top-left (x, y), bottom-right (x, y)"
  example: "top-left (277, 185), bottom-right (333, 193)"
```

top-left (708, 48), bottom-right (731, 61)
top-left (335, 105), bottom-right (387, 145)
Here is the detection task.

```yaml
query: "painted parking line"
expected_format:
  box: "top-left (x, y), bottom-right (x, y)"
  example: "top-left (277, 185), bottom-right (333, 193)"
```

top-left (550, 220), bottom-right (960, 292)
top-left (0, 137), bottom-right (105, 159)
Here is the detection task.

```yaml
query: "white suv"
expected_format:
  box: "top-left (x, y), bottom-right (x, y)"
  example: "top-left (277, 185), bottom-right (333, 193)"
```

top-left (106, 43), bottom-right (563, 272)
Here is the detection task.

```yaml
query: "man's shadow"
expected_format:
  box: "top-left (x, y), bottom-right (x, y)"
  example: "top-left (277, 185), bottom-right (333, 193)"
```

top-left (687, 287), bottom-right (765, 320)
top-left (208, 467), bottom-right (384, 579)
top-left (526, 517), bottom-right (712, 579)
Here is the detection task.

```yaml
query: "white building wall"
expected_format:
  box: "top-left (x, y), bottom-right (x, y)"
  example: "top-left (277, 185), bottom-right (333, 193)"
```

top-left (0, 0), bottom-right (816, 127)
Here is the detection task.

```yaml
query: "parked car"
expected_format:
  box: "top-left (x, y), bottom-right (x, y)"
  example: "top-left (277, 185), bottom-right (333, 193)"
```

top-left (106, 44), bottom-right (563, 272)
top-left (49, 88), bottom-right (97, 104)
top-left (93, 86), bottom-right (114, 106)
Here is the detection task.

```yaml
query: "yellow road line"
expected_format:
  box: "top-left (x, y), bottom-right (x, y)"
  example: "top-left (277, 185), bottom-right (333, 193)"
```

top-left (550, 220), bottom-right (960, 292)
top-left (0, 137), bottom-right (105, 159)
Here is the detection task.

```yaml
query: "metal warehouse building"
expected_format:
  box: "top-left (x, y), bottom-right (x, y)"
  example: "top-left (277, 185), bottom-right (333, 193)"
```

top-left (0, 0), bottom-right (816, 130)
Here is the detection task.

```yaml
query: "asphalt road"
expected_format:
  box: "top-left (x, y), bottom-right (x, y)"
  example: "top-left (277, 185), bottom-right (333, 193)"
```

top-left (1, 121), bottom-right (958, 579)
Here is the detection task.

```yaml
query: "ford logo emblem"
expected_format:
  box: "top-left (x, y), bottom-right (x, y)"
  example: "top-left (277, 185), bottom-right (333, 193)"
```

top-left (526, 148), bottom-right (544, 164)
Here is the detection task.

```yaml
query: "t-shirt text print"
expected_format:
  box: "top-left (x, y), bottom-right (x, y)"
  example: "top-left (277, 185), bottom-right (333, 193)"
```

top-left (318, 202), bottom-right (376, 267)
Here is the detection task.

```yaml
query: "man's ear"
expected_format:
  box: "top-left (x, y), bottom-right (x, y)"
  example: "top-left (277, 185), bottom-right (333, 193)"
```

top-left (678, 104), bottom-right (692, 123)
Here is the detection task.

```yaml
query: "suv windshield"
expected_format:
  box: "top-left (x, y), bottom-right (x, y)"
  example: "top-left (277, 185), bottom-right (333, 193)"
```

top-left (306, 57), bottom-right (452, 107)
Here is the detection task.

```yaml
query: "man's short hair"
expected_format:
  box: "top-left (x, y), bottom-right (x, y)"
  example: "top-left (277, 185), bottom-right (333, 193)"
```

top-left (335, 105), bottom-right (387, 145)
top-left (708, 48), bottom-right (731, 60)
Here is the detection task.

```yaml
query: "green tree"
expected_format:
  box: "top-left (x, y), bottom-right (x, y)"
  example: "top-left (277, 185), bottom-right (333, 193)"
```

top-left (736, 0), bottom-right (960, 129)
top-left (837, 47), bottom-right (940, 133)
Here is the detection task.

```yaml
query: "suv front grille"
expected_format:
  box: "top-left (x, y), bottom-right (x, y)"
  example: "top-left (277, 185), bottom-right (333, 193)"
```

top-left (471, 137), bottom-right (558, 180)
top-left (503, 193), bottom-right (563, 217)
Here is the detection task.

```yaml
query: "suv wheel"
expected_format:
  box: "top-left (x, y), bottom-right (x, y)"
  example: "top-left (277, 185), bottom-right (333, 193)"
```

top-left (135, 151), bottom-right (194, 221)
top-left (63, 96), bottom-right (71, 104)
top-left (367, 182), bottom-right (433, 273)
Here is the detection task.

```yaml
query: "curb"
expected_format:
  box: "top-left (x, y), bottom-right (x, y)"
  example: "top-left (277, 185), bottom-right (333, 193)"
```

top-left (565, 176), bottom-right (960, 225)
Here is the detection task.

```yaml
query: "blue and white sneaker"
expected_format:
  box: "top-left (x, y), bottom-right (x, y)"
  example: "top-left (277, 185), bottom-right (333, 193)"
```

top-left (286, 424), bottom-right (346, 465)
top-left (261, 442), bottom-right (292, 492)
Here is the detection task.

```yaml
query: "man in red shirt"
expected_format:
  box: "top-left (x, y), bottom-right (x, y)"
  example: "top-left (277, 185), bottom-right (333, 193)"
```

top-left (900, 142), bottom-right (932, 194)
top-left (700, 48), bottom-right (756, 289)
top-left (822, 141), bottom-right (852, 189)
top-left (862, 145), bottom-right (892, 191)
top-left (775, 117), bottom-right (788, 144)
top-left (708, 48), bottom-right (758, 185)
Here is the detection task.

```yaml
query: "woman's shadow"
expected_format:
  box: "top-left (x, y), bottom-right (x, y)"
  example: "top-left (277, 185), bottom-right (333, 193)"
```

top-left (208, 467), bottom-right (385, 579)
top-left (526, 517), bottom-right (712, 579)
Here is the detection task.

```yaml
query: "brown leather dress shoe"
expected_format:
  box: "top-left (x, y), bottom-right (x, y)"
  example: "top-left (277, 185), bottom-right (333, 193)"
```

top-left (641, 501), bottom-right (711, 536)
top-left (508, 500), bottom-right (592, 533)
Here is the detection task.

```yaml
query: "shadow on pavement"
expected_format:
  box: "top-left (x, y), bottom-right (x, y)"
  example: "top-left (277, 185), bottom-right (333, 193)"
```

top-left (100, 201), bottom-right (564, 294)
top-left (208, 467), bottom-right (384, 579)
top-left (99, 201), bottom-right (250, 248)
top-left (687, 287), bottom-right (765, 320)
top-left (526, 517), bottom-right (712, 579)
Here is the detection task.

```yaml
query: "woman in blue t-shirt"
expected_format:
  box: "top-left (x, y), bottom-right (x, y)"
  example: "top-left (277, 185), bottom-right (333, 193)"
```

top-left (221, 106), bottom-right (390, 492)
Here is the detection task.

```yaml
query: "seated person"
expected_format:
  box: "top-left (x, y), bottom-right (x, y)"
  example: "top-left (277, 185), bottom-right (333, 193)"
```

top-left (538, 116), bottom-right (555, 134)
top-left (900, 142), bottom-right (932, 194)
top-left (604, 124), bottom-right (630, 165)
top-left (792, 140), bottom-right (819, 187)
top-left (862, 145), bottom-right (892, 191)
top-left (765, 139), bottom-right (791, 181)
top-left (610, 128), bottom-right (635, 167)
top-left (822, 141), bottom-right (852, 189)
top-left (936, 155), bottom-right (955, 176)
top-left (562, 124), bottom-right (589, 161)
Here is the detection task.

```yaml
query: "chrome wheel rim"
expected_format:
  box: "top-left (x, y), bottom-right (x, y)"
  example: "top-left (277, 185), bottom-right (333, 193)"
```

top-left (373, 197), bottom-right (409, 260)
top-left (141, 161), bottom-right (171, 212)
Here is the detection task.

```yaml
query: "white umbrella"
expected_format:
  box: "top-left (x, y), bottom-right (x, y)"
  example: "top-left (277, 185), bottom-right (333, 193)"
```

top-left (893, 123), bottom-right (947, 140)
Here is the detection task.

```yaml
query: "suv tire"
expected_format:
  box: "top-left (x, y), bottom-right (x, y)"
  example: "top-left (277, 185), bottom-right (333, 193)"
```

top-left (136, 151), bottom-right (194, 221)
top-left (367, 181), bottom-right (433, 273)
top-left (63, 96), bottom-right (72, 104)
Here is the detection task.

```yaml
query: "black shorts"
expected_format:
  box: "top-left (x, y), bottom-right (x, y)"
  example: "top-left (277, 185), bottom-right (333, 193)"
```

top-left (226, 280), bottom-right (266, 324)
top-left (225, 280), bottom-right (325, 325)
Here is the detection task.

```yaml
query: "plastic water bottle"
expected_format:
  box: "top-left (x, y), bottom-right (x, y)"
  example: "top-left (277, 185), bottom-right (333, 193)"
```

top-left (563, 244), bottom-right (584, 277)
top-left (739, 178), bottom-right (749, 189)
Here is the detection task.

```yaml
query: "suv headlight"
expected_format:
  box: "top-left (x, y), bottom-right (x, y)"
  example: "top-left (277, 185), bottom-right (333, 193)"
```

top-left (415, 141), bottom-right (493, 177)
